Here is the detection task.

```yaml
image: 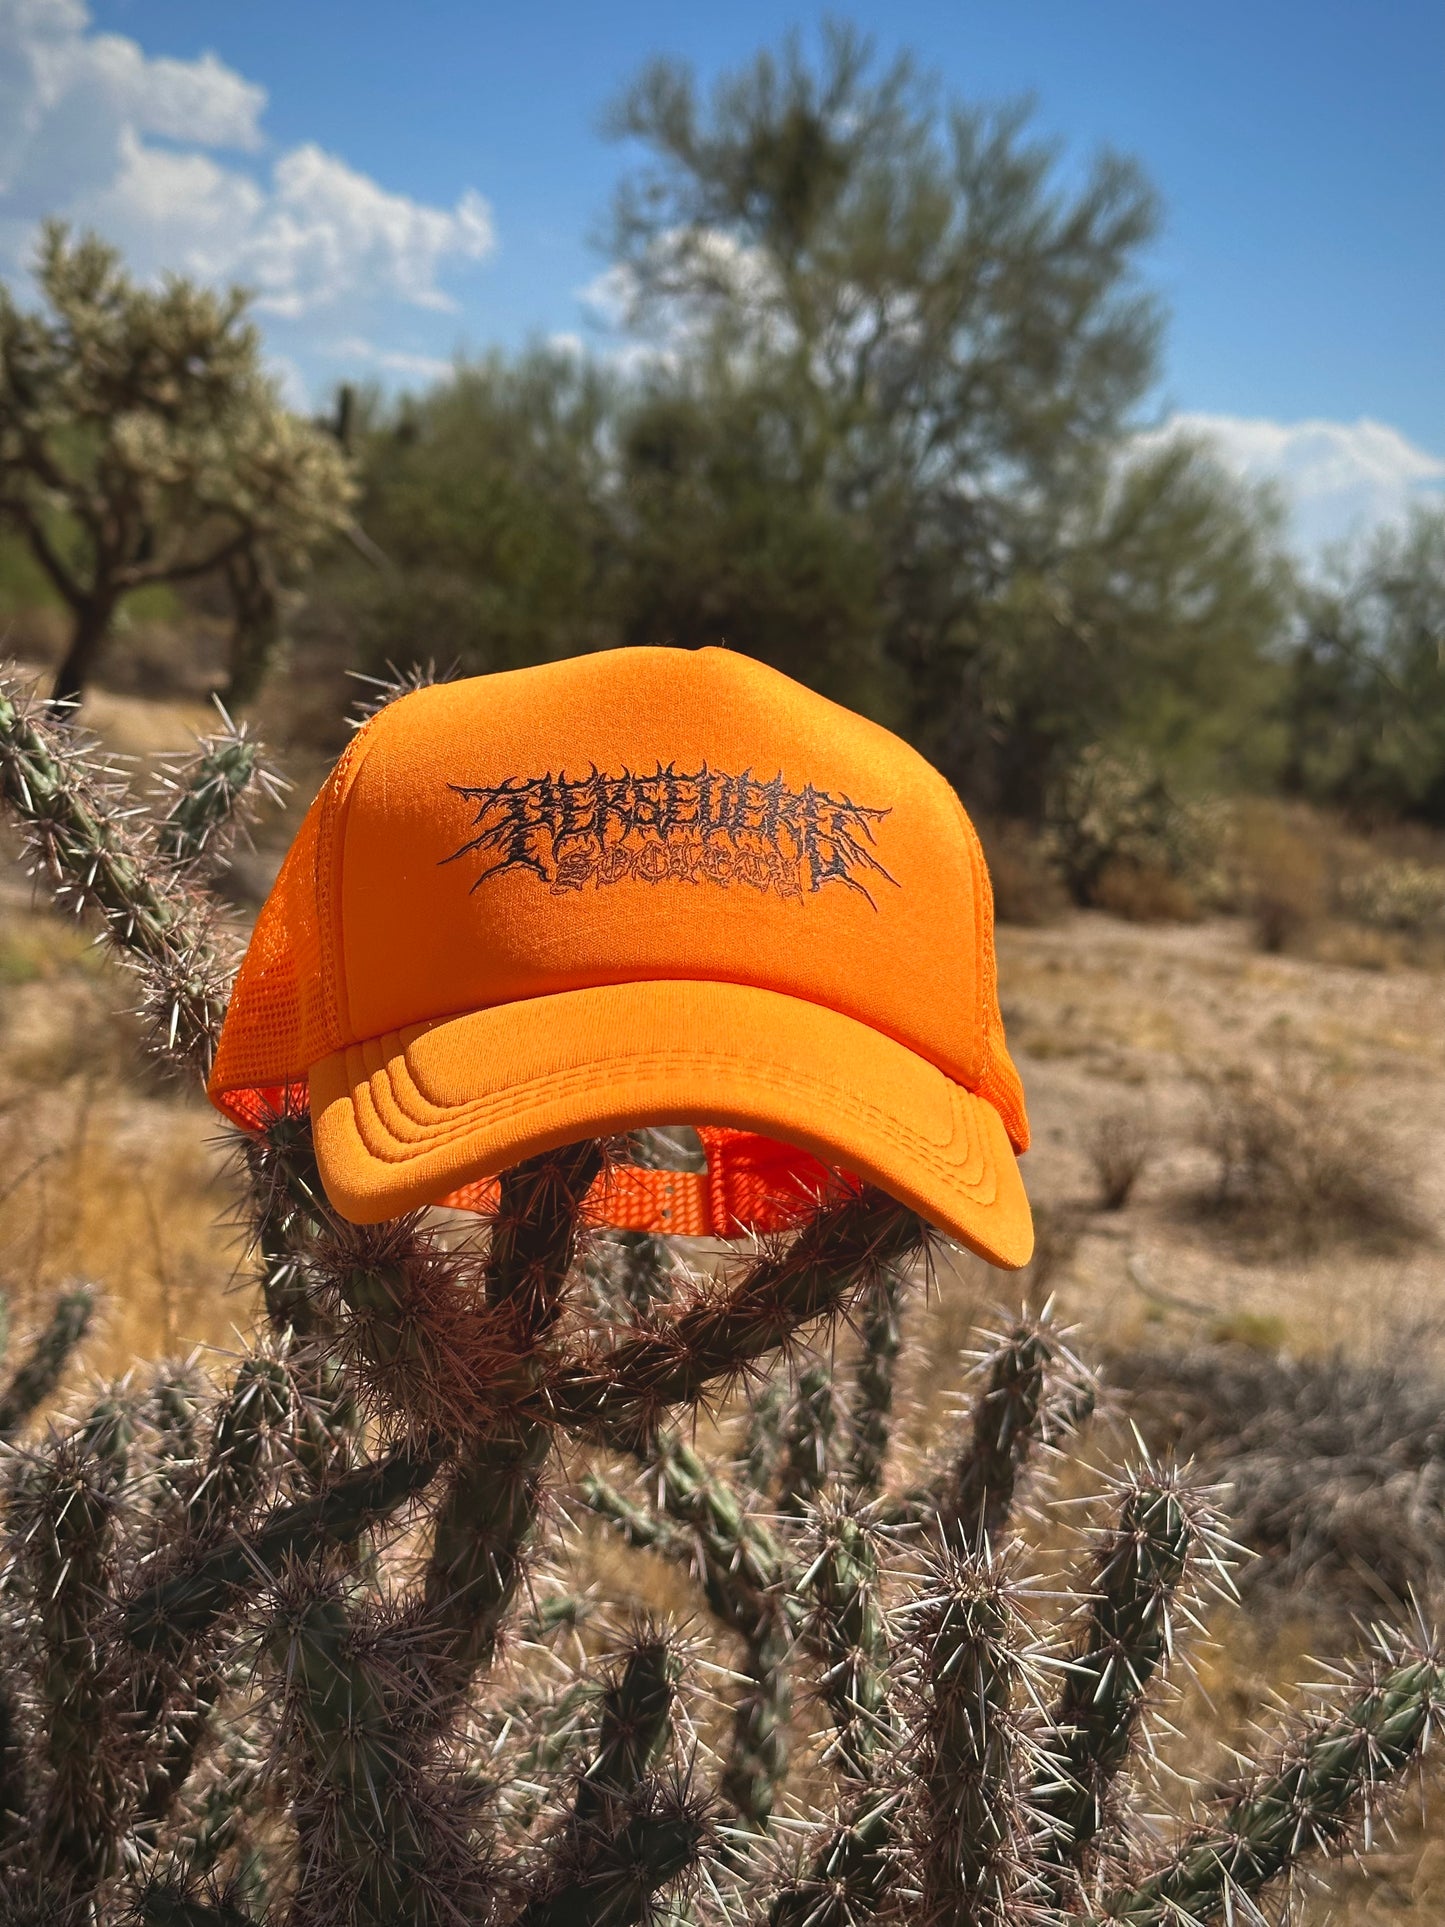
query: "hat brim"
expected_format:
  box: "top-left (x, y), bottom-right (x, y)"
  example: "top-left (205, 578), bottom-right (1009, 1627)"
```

top-left (310, 979), bottom-right (1034, 1268)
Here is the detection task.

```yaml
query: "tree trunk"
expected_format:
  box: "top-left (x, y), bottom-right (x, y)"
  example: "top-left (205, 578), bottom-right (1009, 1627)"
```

top-left (50, 599), bottom-right (115, 710)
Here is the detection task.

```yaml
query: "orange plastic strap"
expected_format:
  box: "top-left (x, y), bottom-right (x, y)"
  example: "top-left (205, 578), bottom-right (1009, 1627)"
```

top-left (226, 1088), bottom-right (850, 1239)
top-left (439, 1127), bottom-right (853, 1237)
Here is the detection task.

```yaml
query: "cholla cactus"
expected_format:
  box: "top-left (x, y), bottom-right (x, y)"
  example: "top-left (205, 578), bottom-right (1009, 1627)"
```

top-left (0, 666), bottom-right (1441, 1927)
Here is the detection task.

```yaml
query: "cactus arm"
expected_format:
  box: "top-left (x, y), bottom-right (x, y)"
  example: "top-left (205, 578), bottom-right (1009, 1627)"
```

top-left (133, 1885), bottom-right (261, 1926)
top-left (507, 1635), bottom-right (702, 1927)
top-left (574, 1635), bottom-right (681, 1821)
top-left (802, 1508), bottom-right (896, 1782)
top-left (766, 1786), bottom-right (907, 1927)
top-left (587, 1432), bottom-right (797, 1832)
top-left (1036, 1471), bottom-right (1196, 1876)
top-left (10, 1416), bottom-right (132, 1896)
top-left (123, 1440), bottom-right (442, 1655)
top-left (419, 1143), bottom-right (602, 1710)
top-left (581, 1471), bottom-right (692, 1563)
top-left (153, 711), bottom-right (282, 871)
top-left (548, 1191), bottom-right (927, 1440)
top-left (513, 1800), bottom-right (707, 1927)
top-left (0, 1285), bottom-right (95, 1440)
top-left (275, 1588), bottom-right (490, 1927)
top-left (1100, 1652), bottom-right (1445, 1924)
top-left (844, 1270), bottom-right (903, 1500)
top-left (916, 1546), bottom-right (1039, 1927)
top-left (0, 676), bottom-right (231, 1071)
top-left (944, 1322), bottom-right (1052, 1542)
top-left (778, 1362), bottom-right (836, 1520)
top-left (743, 1380), bottom-right (786, 1498)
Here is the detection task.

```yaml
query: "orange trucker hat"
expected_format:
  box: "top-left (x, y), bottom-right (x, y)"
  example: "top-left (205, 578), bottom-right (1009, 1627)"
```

top-left (208, 646), bottom-right (1033, 1267)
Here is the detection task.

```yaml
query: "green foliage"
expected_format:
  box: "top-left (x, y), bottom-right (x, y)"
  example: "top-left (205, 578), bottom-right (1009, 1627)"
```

top-left (332, 27), bottom-right (1291, 817)
top-left (0, 224), bottom-right (355, 703)
top-left (1281, 505), bottom-right (1445, 824)
top-left (347, 350), bottom-right (616, 680)
top-left (0, 667), bottom-right (1440, 1926)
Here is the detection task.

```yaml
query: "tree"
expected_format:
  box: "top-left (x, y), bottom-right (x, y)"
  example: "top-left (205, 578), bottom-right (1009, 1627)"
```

top-left (601, 24), bottom-right (1289, 808)
top-left (351, 349), bottom-right (618, 680)
top-left (0, 223), bottom-right (356, 707)
top-left (1281, 504), bottom-right (1445, 822)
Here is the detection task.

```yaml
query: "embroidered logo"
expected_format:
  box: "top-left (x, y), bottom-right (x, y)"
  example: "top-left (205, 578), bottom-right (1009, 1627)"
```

top-left (443, 764), bottom-right (896, 906)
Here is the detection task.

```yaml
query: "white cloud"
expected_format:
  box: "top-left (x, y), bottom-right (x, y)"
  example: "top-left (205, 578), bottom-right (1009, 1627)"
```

top-left (1138, 412), bottom-right (1445, 561)
top-left (0, 0), bottom-right (495, 394)
top-left (333, 335), bottom-right (453, 383)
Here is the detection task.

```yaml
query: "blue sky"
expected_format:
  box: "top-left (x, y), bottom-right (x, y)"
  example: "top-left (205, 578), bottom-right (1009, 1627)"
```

top-left (3, 0), bottom-right (1442, 557)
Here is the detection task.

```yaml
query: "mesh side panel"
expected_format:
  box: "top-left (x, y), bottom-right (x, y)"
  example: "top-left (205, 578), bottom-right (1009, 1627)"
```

top-left (208, 796), bottom-right (332, 1102)
top-left (955, 785), bottom-right (1030, 1155)
top-left (209, 717), bottom-right (384, 1114)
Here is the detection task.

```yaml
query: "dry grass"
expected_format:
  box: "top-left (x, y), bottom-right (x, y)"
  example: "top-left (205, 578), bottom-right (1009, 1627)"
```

top-left (1193, 1056), bottom-right (1429, 1258)
top-left (1112, 1338), bottom-right (1445, 1609)
top-left (1084, 1102), bottom-right (1154, 1210)
top-left (1091, 855), bottom-right (1201, 923)
top-left (976, 817), bottom-right (1070, 926)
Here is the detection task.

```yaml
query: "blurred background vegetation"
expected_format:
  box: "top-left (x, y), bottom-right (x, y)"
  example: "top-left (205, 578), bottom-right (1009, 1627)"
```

top-left (2, 25), bottom-right (1443, 897)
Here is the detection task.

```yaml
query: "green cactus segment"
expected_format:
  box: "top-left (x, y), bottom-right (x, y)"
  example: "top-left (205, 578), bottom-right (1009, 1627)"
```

top-left (423, 1421), bottom-right (553, 1703)
top-left (275, 1590), bottom-right (488, 1927)
top-left (518, 1636), bottom-right (699, 1927)
top-left (725, 1610), bottom-right (795, 1833)
top-left (803, 1509), bottom-right (895, 1780)
top-left (515, 1800), bottom-right (707, 1927)
top-left (743, 1380), bottom-right (787, 1497)
top-left (585, 1229), bottom-right (677, 1317)
top-left (136, 1885), bottom-right (260, 1927)
top-left (486, 1140), bottom-right (605, 1338)
top-left (946, 1322), bottom-right (1052, 1543)
top-left (188, 1359), bottom-right (292, 1540)
top-left (588, 1433), bottom-right (795, 1830)
top-left (633, 1441), bottom-right (791, 1827)
top-left (0, 1285), bottom-right (95, 1439)
top-left (846, 1271), bottom-right (904, 1499)
top-left (1101, 1655), bottom-right (1445, 1924)
top-left (550, 1188), bottom-right (926, 1439)
top-left (243, 1114), bottom-right (333, 1341)
top-left (418, 1141), bottom-right (602, 1709)
top-left (124, 1441), bottom-right (442, 1654)
top-left (768, 1787), bottom-right (906, 1927)
top-left (581, 1472), bottom-right (690, 1564)
top-left (918, 1550), bottom-right (1033, 1926)
top-left (13, 1424), bottom-right (131, 1894)
top-left (0, 677), bottom-right (229, 1069)
top-left (1039, 1474), bottom-right (1194, 1871)
top-left (155, 721), bottom-right (269, 868)
top-left (780, 1362), bottom-right (837, 1519)
top-left (576, 1637), bottom-right (681, 1820)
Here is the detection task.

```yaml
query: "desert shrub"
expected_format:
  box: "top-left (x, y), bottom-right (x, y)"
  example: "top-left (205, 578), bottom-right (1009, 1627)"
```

top-left (1085, 1103), bottom-right (1155, 1210)
top-left (1090, 856), bottom-right (1200, 923)
top-left (1046, 745), bottom-right (1215, 913)
top-left (0, 666), bottom-right (1441, 1926)
top-left (1194, 1057), bottom-right (1426, 1256)
top-left (975, 819), bottom-right (1070, 926)
top-left (1338, 856), bottom-right (1445, 935)
top-left (1227, 801), bottom-right (1330, 953)
top-left (1114, 1341), bottom-right (1445, 1607)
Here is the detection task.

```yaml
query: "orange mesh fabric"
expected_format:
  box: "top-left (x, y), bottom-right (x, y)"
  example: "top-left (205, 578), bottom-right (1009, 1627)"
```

top-left (209, 719), bottom-right (381, 1109)
top-left (438, 1127), bottom-right (850, 1236)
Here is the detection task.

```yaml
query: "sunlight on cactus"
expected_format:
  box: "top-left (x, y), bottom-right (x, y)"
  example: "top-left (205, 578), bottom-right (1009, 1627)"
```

top-left (0, 665), bottom-right (1440, 1926)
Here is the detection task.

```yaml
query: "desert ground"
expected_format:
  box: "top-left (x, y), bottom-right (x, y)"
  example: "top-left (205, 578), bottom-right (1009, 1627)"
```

top-left (2, 679), bottom-right (1445, 1920)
